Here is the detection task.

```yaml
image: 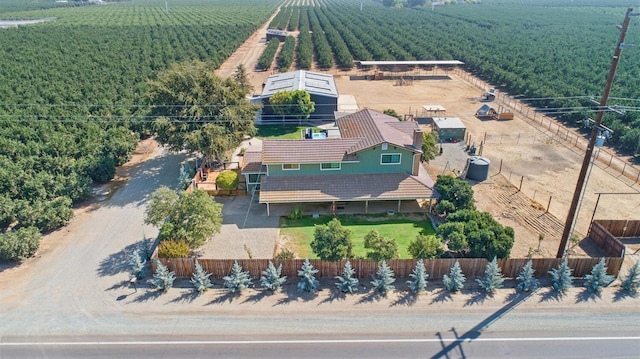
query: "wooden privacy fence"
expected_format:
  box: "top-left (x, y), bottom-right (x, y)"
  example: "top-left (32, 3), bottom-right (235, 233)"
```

top-left (151, 256), bottom-right (623, 280)
top-left (589, 219), bottom-right (640, 258)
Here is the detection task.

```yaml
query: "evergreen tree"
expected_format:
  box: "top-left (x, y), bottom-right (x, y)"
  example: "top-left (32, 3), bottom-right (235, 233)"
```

top-left (584, 258), bottom-right (614, 294)
top-left (129, 249), bottom-right (147, 280)
top-left (223, 261), bottom-right (252, 293)
top-left (621, 261), bottom-right (640, 293)
top-left (516, 259), bottom-right (539, 292)
top-left (177, 163), bottom-right (192, 190)
top-left (297, 258), bottom-right (319, 293)
top-left (443, 261), bottom-right (466, 292)
top-left (407, 259), bottom-right (429, 293)
top-left (190, 260), bottom-right (213, 294)
top-left (335, 260), bottom-right (359, 294)
top-left (147, 262), bottom-right (175, 292)
top-left (260, 260), bottom-right (287, 292)
top-left (549, 258), bottom-right (574, 294)
top-left (370, 260), bottom-right (396, 295)
top-left (476, 257), bottom-right (505, 293)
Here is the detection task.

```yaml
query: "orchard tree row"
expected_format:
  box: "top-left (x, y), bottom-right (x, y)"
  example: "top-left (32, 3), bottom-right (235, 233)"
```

top-left (263, 0), bottom-right (640, 155)
top-left (0, 0), bottom-right (277, 260)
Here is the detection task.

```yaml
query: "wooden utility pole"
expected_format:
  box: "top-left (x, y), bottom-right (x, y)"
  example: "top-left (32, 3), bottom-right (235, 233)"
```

top-left (557, 8), bottom-right (636, 258)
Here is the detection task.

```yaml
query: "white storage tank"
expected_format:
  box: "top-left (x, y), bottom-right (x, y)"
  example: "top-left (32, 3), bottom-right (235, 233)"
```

top-left (466, 156), bottom-right (491, 182)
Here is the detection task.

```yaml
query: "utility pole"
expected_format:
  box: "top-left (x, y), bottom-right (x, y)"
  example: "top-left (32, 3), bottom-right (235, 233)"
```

top-left (557, 8), bottom-right (636, 258)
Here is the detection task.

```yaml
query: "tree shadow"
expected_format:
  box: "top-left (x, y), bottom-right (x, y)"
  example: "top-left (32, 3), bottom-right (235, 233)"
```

top-left (0, 260), bottom-right (21, 274)
top-left (575, 288), bottom-right (602, 303)
top-left (613, 288), bottom-right (637, 302)
top-left (242, 289), bottom-right (271, 304)
top-left (431, 291), bottom-right (534, 358)
top-left (169, 289), bottom-right (200, 304)
top-left (209, 291), bottom-right (241, 305)
top-left (430, 289), bottom-right (453, 304)
top-left (106, 279), bottom-right (132, 292)
top-left (539, 287), bottom-right (564, 303)
top-left (464, 291), bottom-right (489, 307)
top-left (129, 287), bottom-right (165, 303)
top-left (356, 289), bottom-right (384, 304)
top-left (96, 238), bottom-right (153, 278)
top-left (319, 288), bottom-right (348, 305)
top-left (391, 291), bottom-right (418, 307)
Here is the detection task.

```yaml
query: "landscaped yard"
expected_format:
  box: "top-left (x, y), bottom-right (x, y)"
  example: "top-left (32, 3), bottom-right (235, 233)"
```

top-left (280, 214), bottom-right (436, 259)
top-left (255, 125), bottom-right (308, 140)
top-left (255, 124), bottom-right (327, 140)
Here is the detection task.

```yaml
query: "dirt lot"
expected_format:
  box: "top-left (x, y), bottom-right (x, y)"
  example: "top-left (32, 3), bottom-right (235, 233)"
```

top-left (217, 24), bottom-right (640, 258)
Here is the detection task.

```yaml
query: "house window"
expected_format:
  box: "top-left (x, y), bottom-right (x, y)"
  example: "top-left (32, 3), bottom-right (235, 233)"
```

top-left (282, 163), bottom-right (300, 171)
top-left (381, 143), bottom-right (388, 151)
top-left (248, 174), bottom-right (261, 183)
top-left (320, 162), bottom-right (341, 171)
top-left (381, 153), bottom-right (401, 165)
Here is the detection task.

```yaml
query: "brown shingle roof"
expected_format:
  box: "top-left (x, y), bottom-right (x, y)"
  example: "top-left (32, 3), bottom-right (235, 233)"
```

top-left (261, 139), bottom-right (361, 164)
top-left (336, 109), bottom-right (420, 153)
top-left (241, 151), bottom-right (263, 173)
top-left (259, 172), bottom-right (439, 203)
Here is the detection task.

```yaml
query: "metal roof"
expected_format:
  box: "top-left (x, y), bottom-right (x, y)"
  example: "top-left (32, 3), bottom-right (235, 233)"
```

top-left (358, 60), bottom-right (464, 66)
top-left (433, 117), bottom-right (466, 129)
top-left (261, 70), bottom-right (338, 98)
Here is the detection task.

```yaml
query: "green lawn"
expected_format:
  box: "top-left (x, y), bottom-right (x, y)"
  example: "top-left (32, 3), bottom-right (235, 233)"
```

top-left (280, 214), bottom-right (436, 259)
top-left (255, 125), bottom-right (307, 140)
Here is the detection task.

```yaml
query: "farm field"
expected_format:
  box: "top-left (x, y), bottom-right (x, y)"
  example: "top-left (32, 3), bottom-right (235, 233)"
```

top-left (221, 4), bottom-right (640, 259)
top-left (258, 0), bottom-right (640, 157)
top-left (0, 0), bottom-right (277, 241)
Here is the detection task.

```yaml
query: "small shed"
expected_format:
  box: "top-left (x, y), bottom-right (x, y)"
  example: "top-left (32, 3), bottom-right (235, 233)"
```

top-left (266, 29), bottom-right (287, 42)
top-left (475, 104), bottom-right (493, 117)
top-left (433, 117), bottom-right (466, 142)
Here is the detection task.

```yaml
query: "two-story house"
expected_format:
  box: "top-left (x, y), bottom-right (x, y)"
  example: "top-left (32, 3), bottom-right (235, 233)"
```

top-left (242, 109), bottom-right (439, 216)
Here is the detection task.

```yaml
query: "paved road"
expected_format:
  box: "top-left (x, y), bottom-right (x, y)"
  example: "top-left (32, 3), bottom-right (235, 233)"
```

top-left (1, 332), bottom-right (639, 358)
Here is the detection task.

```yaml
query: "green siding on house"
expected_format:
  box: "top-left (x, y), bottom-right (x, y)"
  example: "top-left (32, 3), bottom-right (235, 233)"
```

top-left (266, 145), bottom-right (416, 176)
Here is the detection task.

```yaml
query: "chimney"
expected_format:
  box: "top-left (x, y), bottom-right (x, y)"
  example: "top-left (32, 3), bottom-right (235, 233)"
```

top-left (413, 128), bottom-right (423, 150)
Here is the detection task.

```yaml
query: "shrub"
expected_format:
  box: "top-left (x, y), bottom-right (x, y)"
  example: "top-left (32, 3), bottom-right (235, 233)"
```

top-left (364, 229), bottom-right (398, 261)
top-left (287, 206), bottom-right (303, 220)
top-left (549, 258), bottom-right (574, 294)
top-left (148, 262), bottom-right (176, 292)
top-left (129, 249), bottom-right (147, 280)
top-left (0, 226), bottom-right (41, 261)
top-left (190, 260), bottom-right (213, 294)
top-left (311, 218), bottom-right (352, 261)
top-left (408, 234), bottom-right (443, 259)
top-left (224, 261), bottom-right (253, 293)
top-left (516, 259), bottom-right (539, 292)
top-left (274, 248), bottom-right (295, 260)
top-left (261, 261), bottom-right (287, 291)
top-left (476, 257), bottom-right (505, 294)
top-left (158, 240), bottom-right (190, 258)
top-left (297, 258), bottom-right (319, 293)
top-left (216, 170), bottom-right (239, 191)
top-left (407, 259), bottom-right (429, 293)
top-left (583, 258), bottom-right (614, 294)
top-left (621, 261), bottom-right (640, 293)
top-left (335, 260), bottom-right (359, 294)
top-left (370, 260), bottom-right (396, 295)
top-left (443, 261), bottom-right (466, 292)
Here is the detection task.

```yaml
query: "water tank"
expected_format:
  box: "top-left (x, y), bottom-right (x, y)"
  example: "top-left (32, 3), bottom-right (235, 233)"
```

top-left (466, 156), bottom-right (491, 182)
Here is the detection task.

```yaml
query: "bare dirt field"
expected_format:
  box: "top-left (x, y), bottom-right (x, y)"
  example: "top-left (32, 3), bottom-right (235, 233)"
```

top-left (217, 22), bottom-right (640, 258)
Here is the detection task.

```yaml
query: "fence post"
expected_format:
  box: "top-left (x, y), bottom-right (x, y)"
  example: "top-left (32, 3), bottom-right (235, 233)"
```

top-left (498, 159), bottom-right (503, 174)
top-left (546, 196), bottom-right (552, 213)
top-left (519, 176), bottom-right (524, 192)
